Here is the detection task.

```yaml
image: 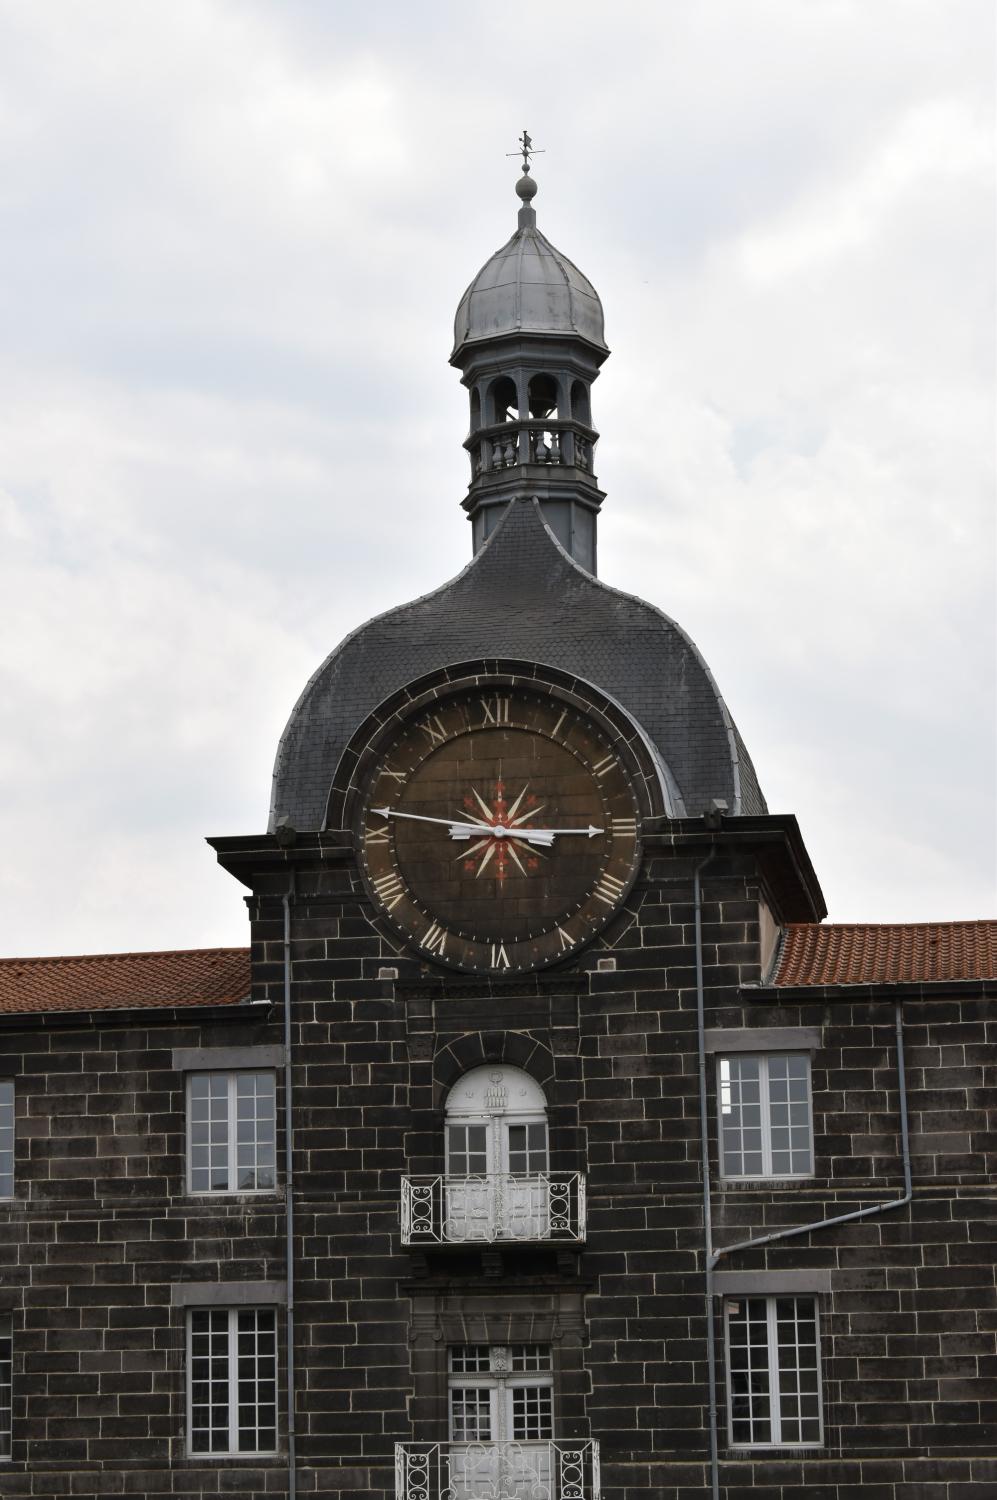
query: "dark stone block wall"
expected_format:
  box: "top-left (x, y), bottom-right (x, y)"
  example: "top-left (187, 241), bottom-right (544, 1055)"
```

top-left (1, 828), bottom-right (994, 1497)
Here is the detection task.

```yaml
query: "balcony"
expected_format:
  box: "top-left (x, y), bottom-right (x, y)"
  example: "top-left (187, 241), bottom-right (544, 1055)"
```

top-left (396, 1440), bottom-right (600, 1500)
top-left (400, 1173), bottom-right (586, 1246)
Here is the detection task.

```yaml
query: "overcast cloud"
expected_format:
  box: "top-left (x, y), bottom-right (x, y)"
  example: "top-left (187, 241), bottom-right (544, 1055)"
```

top-left (0, 0), bottom-right (993, 955)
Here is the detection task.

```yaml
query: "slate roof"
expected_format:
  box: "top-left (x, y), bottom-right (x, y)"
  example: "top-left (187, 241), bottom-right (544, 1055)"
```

top-left (452, 222), bottom-right (608, 355)
top-left (270, 497), bottom-right (767, 831)
top-left (774, 922), bottom-right (997, 987)
top-left (0, 948), bottom-right (251, 1016)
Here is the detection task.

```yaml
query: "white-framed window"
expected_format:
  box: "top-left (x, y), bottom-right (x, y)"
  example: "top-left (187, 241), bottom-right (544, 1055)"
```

top-left (187, 1072), bottom-right (276, 1194)
top-left (444, 1068), bottom-right (551, 1241)
top-left (0, 1314), bottom-right (10, 1459)
top-left (725, 1296), bottom-right (822, 1447)
top-left (450, 1343), bottom-right (554, 1444)
top-left (187, 1307), bottom-right (277, 1455)
top-left (718, 1054), bottom-right (813, 1179)
top-left (0, 1081), bottom-right (12, 1199)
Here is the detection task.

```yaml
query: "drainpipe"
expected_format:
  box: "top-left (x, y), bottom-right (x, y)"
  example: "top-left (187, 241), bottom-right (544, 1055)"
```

top-left (710, 1001), bottom-right (913, 1264)
top-left (694, 857), bottom-right (913, 1500)
top-left (282, 887), bottom-right (297, 1500)
top-left (692, 851), bottom-right (720, 1500)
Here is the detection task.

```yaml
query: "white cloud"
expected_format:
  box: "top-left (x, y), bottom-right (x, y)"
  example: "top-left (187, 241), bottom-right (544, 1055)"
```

top-left (0, 0), bottom-right (993, 952)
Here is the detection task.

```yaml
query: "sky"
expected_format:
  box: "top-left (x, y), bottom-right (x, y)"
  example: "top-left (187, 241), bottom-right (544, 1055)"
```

top-left (0, 0), bottom-right (994, 956)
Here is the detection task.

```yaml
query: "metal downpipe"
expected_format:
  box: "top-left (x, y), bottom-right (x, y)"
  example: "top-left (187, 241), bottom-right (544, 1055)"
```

top-left (282, 889), bottom-right (297, 1500)
top-left (693, 852), bottom-right (720, 1500)
top-left (710, 1000), bottom-right (913, 1264)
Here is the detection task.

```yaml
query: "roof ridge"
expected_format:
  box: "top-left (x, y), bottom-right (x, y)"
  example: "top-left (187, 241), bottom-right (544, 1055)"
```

top-left (0, 945), bottom-right (251, 966)
top-left (785, 919), bottom-right (997, 931)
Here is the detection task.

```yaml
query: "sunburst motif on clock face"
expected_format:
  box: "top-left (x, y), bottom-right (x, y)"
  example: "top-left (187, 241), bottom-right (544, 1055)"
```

top-left (355, 685), bottom-right (642, 973)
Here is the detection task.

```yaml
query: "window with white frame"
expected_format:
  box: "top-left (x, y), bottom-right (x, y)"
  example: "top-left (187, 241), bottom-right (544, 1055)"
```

top-left (187, 1307), bottom-right (277, 1455)
top-left (725, 1296), bottom-right (822, 1447)
top-left (718, 1054), bottom-right (813, 1178)
top-left (0, 1314), bottom-right (10, 1459)
top-left (449, 1344), bottom-right (554, 1445)
top-left (0, 1081), bottom-right (12, 1199)
top-left (187, 1072), bottom-right (276, 1194)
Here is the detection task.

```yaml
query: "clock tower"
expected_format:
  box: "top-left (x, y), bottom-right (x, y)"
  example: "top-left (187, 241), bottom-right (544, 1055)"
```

top-left (210, 147), bottom-right (825, 1499)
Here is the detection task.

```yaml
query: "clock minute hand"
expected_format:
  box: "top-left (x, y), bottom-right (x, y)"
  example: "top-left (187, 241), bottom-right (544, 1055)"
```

top-left (370, 806), bottom-right (495, 841)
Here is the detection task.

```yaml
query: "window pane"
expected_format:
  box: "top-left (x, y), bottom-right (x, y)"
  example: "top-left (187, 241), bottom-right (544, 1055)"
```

top-left (451, 1386), bottom-right (491, 1441)
top-left (450, 1346), bottom-right (491, 1373)
top-left (0, 1081), bottom-right (12, 1199)
top-left (510, 1345), bottom-right (551, 1371)
top-left (236, 1309), bottom-right (277, 1453)
top-left (189, 1074), bottom-right (230, 1193)
top-left (512, 1384), bottom-right (552, 1440)
top-left (235, 1073), bottom-right (276, 1191)
top-left (767, 1057), bottom-right (812, 1176)
top-left (719, 1057), bottom-right (763, 1177)
top-left (727, 1298), bottom-right (771, 1445)
top-left (775, 1298), bottom-right (821, 1444)
top-left (189, 1309), bottom-right (230, 1453)
top-left (448, 1124), bottom-right (488, 1176)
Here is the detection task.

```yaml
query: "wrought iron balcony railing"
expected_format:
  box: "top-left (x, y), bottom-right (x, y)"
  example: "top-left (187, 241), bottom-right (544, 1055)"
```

top-left (400, 1173), bottom-right (586, 1246)
top-left (395, 1439), bottom-right (600, 1500)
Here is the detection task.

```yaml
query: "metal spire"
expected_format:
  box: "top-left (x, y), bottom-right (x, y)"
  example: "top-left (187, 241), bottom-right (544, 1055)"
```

top-left (508, 130), bottom-right (542, 228)
top-left (507, 130), bottom-right (545, 173)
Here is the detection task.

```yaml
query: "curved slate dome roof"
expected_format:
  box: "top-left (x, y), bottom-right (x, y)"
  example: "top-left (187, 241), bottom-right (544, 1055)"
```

top-left (270, 499), bottom-right (766, 832)
top-left (452, 224), bottom-right (608, 356)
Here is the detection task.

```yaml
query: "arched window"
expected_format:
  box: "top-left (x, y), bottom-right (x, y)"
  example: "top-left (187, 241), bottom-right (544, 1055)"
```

top-left (527, 373), bottom-right (559, 420)
top-left (469, 388), bottom-right (481, 433)
top-left (489, 376), bottom-right (519, 424)
top-left (570, 380), bottom-right (591, 426)
top-left (444, 1067), bottom-right (548, 1241)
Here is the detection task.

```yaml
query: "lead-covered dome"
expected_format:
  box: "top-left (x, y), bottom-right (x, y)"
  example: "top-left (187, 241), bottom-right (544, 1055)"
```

top-left (452, 174), bottom-right (608, 356)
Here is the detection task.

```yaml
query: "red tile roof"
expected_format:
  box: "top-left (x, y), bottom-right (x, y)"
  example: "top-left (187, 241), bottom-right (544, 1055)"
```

top-left (774, 922), bottom-right (997, 987)
top-left (0, 948), bottom-right (251, 1015)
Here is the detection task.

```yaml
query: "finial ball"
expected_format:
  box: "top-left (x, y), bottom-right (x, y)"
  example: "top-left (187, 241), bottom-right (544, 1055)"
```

top-left (515, 172), bottom-right (538, 203)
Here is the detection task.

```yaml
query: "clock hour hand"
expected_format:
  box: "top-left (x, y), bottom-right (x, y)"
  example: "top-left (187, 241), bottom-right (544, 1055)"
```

top-left (513, 824), bottom-right (603, 844)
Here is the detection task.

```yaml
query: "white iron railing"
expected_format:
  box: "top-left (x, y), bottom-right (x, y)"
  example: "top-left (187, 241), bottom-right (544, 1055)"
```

top-left (395, 1439), bottom-right (599, 1500)
top-left (400, 1173), bottom-right (586, 1246)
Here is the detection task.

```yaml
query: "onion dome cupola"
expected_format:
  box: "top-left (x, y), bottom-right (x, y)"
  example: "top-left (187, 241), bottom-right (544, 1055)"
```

top-left (452, 145), bottom-right (608, 574)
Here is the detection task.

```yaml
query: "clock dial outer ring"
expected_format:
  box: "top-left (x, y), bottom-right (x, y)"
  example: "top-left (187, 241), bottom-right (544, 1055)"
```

top-left (331, 664), bottom-right (669, 975)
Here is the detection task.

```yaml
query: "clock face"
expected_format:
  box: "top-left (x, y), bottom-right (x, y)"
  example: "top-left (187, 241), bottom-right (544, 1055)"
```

top-left (357, 687), bottom-right (641, 972)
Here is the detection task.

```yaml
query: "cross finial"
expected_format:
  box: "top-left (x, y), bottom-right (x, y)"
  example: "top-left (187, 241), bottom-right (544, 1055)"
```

top-left (507, 129), bottom-right (544, 173)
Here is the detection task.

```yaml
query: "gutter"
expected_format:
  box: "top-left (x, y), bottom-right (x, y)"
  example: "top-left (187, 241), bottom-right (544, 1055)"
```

top-left (711, 1000), bottom-right (912, 1264)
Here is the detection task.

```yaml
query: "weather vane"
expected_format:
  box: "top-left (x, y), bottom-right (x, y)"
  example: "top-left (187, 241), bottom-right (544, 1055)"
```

top-left (507, 130), bottom-right (544, 173)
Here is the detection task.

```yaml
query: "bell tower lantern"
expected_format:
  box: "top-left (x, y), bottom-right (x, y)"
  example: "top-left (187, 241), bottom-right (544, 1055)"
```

top-left (450, 138), bottom-right (609, 573)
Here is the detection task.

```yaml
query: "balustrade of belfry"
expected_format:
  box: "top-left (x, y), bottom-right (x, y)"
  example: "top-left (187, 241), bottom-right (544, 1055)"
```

top-left (470, 422), bottom-right (595, 477)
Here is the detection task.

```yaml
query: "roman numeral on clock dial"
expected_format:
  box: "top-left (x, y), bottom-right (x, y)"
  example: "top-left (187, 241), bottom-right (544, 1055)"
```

top-left (594, 872), bottom-right (626, 906)
top-left (490, 943), bottom-right (511, 970)
top-left (480, 696), bottom-right (510, 725)
top-left (418, 715), bottom-right (448, 747)
top-left (372, 873), bottom-right (405, 911)
top-left (421, 922), bottom-right (447, 955)
top-left (611, 818), bottom-right (637, 838)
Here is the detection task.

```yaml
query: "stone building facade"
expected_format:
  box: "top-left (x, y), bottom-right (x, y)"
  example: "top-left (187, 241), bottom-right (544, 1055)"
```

top-left (1, 160), bottom-right (995, 1500)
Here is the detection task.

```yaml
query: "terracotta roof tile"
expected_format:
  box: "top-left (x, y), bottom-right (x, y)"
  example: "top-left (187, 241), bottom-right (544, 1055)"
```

top-left (0, 948), bottom-right (251, 1016)
top-left (774, 921), bottom-right (997, 988)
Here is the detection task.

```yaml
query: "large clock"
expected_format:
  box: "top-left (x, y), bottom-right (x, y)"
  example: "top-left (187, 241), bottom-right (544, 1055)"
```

top-left (352, 681), bottom-right (643, 973)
